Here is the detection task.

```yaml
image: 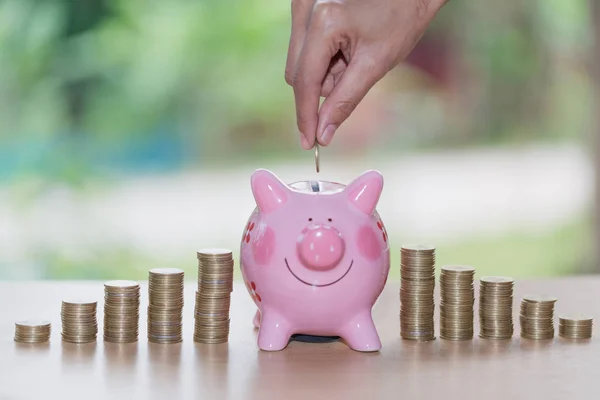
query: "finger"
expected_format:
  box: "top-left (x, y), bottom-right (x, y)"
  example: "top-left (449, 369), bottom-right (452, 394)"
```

top-left (285, 0), bottom-right (314, 86)
top-left (320, 54), bottom-right (348, 96)
top-left (321, 68), bottom-right (346, 97)
top-left (316, 56), bottom-right (385, 146)
top-left (293, 16), bottom-right (339, 148)
top-left (328, 54), bottom-right (348, 76)
top-left (321, 73), bottom-right (335, 97)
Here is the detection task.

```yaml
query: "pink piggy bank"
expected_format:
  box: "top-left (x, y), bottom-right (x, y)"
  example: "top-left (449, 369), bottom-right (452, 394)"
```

top-left (240, 169), bottom-right (390, 352)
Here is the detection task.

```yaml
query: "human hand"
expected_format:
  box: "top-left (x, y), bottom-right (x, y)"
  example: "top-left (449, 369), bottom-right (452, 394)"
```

top-left (285, 0), bottom-right (448, 149)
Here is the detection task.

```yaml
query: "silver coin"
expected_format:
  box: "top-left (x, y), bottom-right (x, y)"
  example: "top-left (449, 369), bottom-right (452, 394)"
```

top-left (315, 143), bottom-right (320, 173)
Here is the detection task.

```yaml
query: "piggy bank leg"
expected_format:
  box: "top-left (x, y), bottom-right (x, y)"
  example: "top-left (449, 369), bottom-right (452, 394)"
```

top-left (340, 312), bottom-right (381, 352)
top-left (257, 311), bottom-right (292, 351)
top-left (253, 310), bottom-right (261, 328)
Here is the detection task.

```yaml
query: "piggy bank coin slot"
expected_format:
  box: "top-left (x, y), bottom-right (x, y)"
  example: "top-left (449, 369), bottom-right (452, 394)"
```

top-left (289, 180), bottom-right (345, 195)
top-left (310, 181), bottom-right (320, 192)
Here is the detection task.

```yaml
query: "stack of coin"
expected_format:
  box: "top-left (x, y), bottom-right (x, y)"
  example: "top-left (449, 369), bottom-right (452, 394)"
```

top-left (559, 315), bottom-right (593, 339)
top-left (14, 320), bottom-right (51, 343)
top-left (479, 277), bottom-right (514, 340)
top-left (400, 245), bottom-right (436, 341)
top-left (520, 294), bottom-right (557, 340)
top-left (197, 249), bottom-right (234, 293)
top-left (194, 249), bottom-right (234, 344)
top-left (147, 268), bottom-right (185, 344)
top-left (103, 280), bottom-right (140, 343)
top-left (61, 300), bottom-right (98, 343)
top-left (440, 265), bottom-right (475, 340)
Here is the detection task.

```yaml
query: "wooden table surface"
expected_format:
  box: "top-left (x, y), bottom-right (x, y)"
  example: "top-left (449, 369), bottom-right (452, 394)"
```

top-left (1, 276), bottom-right (599, 400)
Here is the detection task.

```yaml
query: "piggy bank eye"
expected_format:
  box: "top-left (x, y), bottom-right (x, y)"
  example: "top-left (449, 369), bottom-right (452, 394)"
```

top-left (328, 218), bottom-right (332, 222)
top-left (308, 218), bottom-right (313, 222)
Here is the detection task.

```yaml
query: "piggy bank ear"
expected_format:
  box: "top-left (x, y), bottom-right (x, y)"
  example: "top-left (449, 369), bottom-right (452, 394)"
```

top-left (344, 170), bottom-right (383, 215)
top-left (251, 169), bottom-right (289, 213)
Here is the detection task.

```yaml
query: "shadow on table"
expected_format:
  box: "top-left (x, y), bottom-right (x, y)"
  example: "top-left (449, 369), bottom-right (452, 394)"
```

top-left (104, 341), bottom-right (139, 375)
top-left (13, 341), bottom-right (51, 354)
top-left (246, 340), bottom-right (380, 400)
top-left (61, 341), bottom-right (97, 373)
top-left (147, 341), bottom-right (182, 389)
top-left (193, 343), bottom-right (230, 398)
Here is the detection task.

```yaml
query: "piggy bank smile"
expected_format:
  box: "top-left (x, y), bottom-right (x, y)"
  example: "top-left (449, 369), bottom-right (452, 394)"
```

top-left (240, 169), bottom-right (390, 352)
top-left (285, 224), bottom-right (353, 287)
top-left (285, 258), bottom-right (354, 287)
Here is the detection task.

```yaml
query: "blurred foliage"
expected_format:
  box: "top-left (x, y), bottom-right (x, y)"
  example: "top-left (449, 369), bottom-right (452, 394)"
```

top-left (0, 0), bottom-right (295, 183)
top-left (0, 0), bottom-right (595, 281)
top-left (5, 211), bottom-right (590, 281)
top-left (0, 0), bottom-right (595, 181)
top-left (0, 0), bottom-right (294, 136)
top-left (405, 0), bottom-right (594, 148)
top-left (432, 212), bottom-right (595, 279)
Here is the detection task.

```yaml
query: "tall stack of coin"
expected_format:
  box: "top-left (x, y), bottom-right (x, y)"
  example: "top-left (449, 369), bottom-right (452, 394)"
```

top-left (103, 280), bottom-right (140, 343)
top-left (440, 265), bottom-right (475, 340)
top-left (194, 249), bottom-right (234, 344)
top-left (147, 268), bottom-right (185, 344)
top-left (400, 245), bottom-right (436, 341)
top-left (519, 294), bottom-right (557, 340)
top-left (559, 315), bottom-right (593, 339)
top-left (479, 277), bottom-right (514, 340)
top-left (61, 300), bottom-right (98, 343)
top-left (14, 321), bottom-right (51, 343)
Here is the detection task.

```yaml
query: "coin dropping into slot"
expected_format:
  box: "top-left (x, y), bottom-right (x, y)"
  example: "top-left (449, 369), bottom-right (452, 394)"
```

top-left (315, 143), bottom-right (320, 173)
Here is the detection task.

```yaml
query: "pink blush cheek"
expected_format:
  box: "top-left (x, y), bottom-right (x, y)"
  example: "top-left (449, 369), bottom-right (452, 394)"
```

top-left (253, 226), bottom-right (276, 266)
top-left (357, 225), bottom-right (381, 261)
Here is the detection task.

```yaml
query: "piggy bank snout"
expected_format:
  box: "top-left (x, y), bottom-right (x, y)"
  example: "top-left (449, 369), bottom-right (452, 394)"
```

top-left (297, 225), bottom-right (345, 271)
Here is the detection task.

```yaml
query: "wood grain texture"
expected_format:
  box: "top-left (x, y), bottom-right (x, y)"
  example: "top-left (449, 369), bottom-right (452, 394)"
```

top-left (0, 277), bottom-right (599, 400)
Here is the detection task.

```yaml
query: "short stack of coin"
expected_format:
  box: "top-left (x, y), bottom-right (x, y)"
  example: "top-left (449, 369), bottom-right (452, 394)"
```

top-left (104, 280), bottom-right (140, 343)
top-left (194, 249), bottom-right (234, 344)
top-left (520, 295), bottom-right (557, 340)
top-left (440, 265), bottom-right (475, 340)
top-left (479, 277), bottom-right (514, 340)
top-left (147, 268), bottom-right (185, 344)
top-left (400, 245), bottom-right (436, 341)
top-left (61, 300), bottom-right (98, 343)
top-left (14, 321), bottom-right (51, 343)
top-left (559, 315), bottom-right (593, 339)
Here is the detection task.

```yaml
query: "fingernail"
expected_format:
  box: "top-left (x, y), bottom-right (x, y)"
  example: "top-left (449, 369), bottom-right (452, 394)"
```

top-left (320, 124), bottom-right (337, 145)
top-left (300, 134), bottom-right (312, 150)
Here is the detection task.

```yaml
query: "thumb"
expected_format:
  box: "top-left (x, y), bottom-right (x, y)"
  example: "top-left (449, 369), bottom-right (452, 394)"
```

top-left (316, 58), bottom-right (384, 146)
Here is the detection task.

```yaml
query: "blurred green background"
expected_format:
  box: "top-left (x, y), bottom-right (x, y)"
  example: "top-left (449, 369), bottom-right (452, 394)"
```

top-left (0, 0), bottom-right (597, 281)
